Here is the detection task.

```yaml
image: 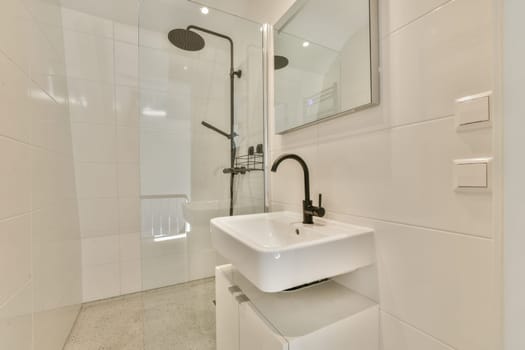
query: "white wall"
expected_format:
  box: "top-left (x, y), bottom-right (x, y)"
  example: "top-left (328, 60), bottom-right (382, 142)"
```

top-left (269, 0), bottom-right (502, 350)
top-left (0, 0), bottom-right (82, 348)
top-left (503, 0), bottom-right (525, 349)
top-left (61, 8), bottom-right (142, 302)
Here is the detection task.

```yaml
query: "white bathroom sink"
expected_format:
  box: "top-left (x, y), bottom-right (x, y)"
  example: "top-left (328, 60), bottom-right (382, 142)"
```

top-left (210, 211), bottom-right (375, 292)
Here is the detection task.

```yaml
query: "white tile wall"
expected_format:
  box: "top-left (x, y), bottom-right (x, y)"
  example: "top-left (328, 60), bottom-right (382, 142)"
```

top-left (142, 253), bottom-right (189, 290)
top-left (0, 216), bottom-right (32, 306)
top-left (118, 198), bottom-right (141, 234)
top-left (72, 123), bottom-right (117, 162)
top-left (61, 7), bottom-right (142, 302)
top-left (60, 7), bottom-right (113, 38)
top-left (0, 0), bottom-right (83, 348)
top-left (0, 54), bottom-right (33, 143)
top-left (67, 80), bottom-right (115, 124)
top-left (119, 259), bottom-right (142, 294)
top-left (386, 0), bottom-right (493, 128)
top-left (117, 126), bottom-right (140, 162)
top-left (0, 1), bottom-right (32, 74)
top-left (114, 23), bottom-right (139, 45)
top-left (82, 263), bottom-right (121, 301)
top-left (0, 283), bottom-right (33, 350)
top-left (119, 233), bottom-right (141, 261)
top-left (0, 137), bottom-right (32, 219)
top-left (117, 162), bottom-right (140, 197)
top-left (78, 198), bottom-right (119, 237)
top-left (375, 221), bottom-right (496, 350)
top-left (269, 0), bottom-right (501, 349)
top-left (316, 119), bottom-right (493, 237)
top-left (381, 312), bottom-right (454, 350)
top-left (82, 235), bottom-right (120, 266)
top-left (381, 0), bottom-right (451, 35)
top-left (116, 86), bottom-right (139, 126)
top-left (74, 162), bottom-right (118, 199)
top-left (115, 41), bottom-right (139, 87)
top-left (63, 31), bottom-right (114, 82)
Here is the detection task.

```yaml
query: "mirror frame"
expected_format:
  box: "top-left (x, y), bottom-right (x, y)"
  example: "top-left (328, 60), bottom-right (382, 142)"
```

top-left (273, 0), bottom-right (380, 134)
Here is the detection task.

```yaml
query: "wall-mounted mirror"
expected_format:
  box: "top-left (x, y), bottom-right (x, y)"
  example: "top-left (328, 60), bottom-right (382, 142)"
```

top-left (273, 0), bottom-right (379, 134)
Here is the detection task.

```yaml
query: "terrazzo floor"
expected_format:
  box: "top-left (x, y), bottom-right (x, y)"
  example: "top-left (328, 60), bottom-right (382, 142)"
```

top-left (64, 278), bottom-right (216, 350)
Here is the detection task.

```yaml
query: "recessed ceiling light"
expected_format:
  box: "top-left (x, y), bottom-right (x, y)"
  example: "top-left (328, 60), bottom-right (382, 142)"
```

top-left (302, 41), bottom-right (310, 48)
top-left (200, 7), bottom-right (209, 15)
top-left (183, 66), bottom-right (188, 70)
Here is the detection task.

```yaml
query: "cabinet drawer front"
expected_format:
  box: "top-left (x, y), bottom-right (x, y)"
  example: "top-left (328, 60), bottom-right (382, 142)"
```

top-left (239, 302), bottom-right (288, 350)
top-left (216, 265), bottom-right (240, 350)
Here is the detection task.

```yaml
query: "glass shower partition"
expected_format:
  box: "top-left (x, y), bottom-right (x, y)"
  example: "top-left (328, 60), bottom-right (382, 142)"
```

top-left (137, 3), bottom-right (265, 345)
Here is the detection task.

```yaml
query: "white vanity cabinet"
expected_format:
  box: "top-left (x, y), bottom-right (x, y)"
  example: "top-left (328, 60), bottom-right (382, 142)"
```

top-left (239, 302), bottom-right (289, 350)
top-left (216, 265), bottom-right (379, 350)
top-left (216, 265), bottom-right (242, 350)
top-left (216, 265), bottom-right (288, 350)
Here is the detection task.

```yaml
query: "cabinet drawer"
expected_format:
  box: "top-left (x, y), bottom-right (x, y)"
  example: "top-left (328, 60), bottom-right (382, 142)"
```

top-left (216, 266), bottom-right (241, 350)
top-left (239, 302), bottom-right (288, 350)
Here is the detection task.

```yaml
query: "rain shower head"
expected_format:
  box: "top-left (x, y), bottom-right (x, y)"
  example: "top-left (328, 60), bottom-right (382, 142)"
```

top-left (274, 55), bottom-right (289, 70)
top-left (168, 28), bottom-right (205, 51)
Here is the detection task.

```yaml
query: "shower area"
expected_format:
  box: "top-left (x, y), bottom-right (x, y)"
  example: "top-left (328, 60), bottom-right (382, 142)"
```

top-left (138, 0), bottom-right (266, 297)
top-left (136, 1), bottom-right (267, 348)
top-left (49, 0), bottom-right (268, 347)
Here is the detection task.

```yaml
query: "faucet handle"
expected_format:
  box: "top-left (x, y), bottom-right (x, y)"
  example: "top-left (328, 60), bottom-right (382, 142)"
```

top-left (316, 194), bottom-right (326, 217)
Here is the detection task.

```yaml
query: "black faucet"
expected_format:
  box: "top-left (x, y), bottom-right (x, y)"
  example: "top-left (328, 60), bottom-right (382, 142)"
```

top-left (271, 154), bottom-right (325, 224)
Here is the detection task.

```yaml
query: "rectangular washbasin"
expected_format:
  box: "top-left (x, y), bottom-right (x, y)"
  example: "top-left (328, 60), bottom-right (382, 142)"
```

top-left (210, 211), bottom-right (375, 292)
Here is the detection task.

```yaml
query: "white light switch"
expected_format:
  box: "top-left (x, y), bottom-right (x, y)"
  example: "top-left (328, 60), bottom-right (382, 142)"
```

top-left (455, 162), bottom-right (488, 188)
top-left (456, 94), bottom-right (490, 127)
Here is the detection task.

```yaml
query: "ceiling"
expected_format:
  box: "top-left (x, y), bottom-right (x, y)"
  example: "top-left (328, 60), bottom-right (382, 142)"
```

top-left (59, 0), bottom-right (296, 27)
top-left (189, 0), bottom-right (296, 24)
top-left (138, 0), bottom-right (259, 37)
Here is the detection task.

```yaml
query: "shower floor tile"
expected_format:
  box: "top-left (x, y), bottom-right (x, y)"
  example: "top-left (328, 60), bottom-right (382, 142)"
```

top-left (64, 278), bottom-right (216, 350)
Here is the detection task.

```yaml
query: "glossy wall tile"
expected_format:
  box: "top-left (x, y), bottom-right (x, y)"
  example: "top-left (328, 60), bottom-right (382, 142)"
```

top-left (269, 0), bottom-right (500, 349)
top-left (0, 0), bottom-right (83, 349)
top-left (61, 6), bottom-right (143, 302)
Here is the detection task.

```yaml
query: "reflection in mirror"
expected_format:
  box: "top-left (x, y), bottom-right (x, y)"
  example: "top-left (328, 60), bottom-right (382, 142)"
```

top-left (273, 0), bottom-right (379, 133)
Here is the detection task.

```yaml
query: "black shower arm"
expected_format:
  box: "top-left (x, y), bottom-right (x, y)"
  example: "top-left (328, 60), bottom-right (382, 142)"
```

top-left (201, 121), bottom-right (237, 139)
top-left (187, 25), bottom-right (235, 70)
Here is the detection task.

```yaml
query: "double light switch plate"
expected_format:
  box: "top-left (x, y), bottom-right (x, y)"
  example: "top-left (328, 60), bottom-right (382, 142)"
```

top-left (453, 92), bottom-right (492, 191)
